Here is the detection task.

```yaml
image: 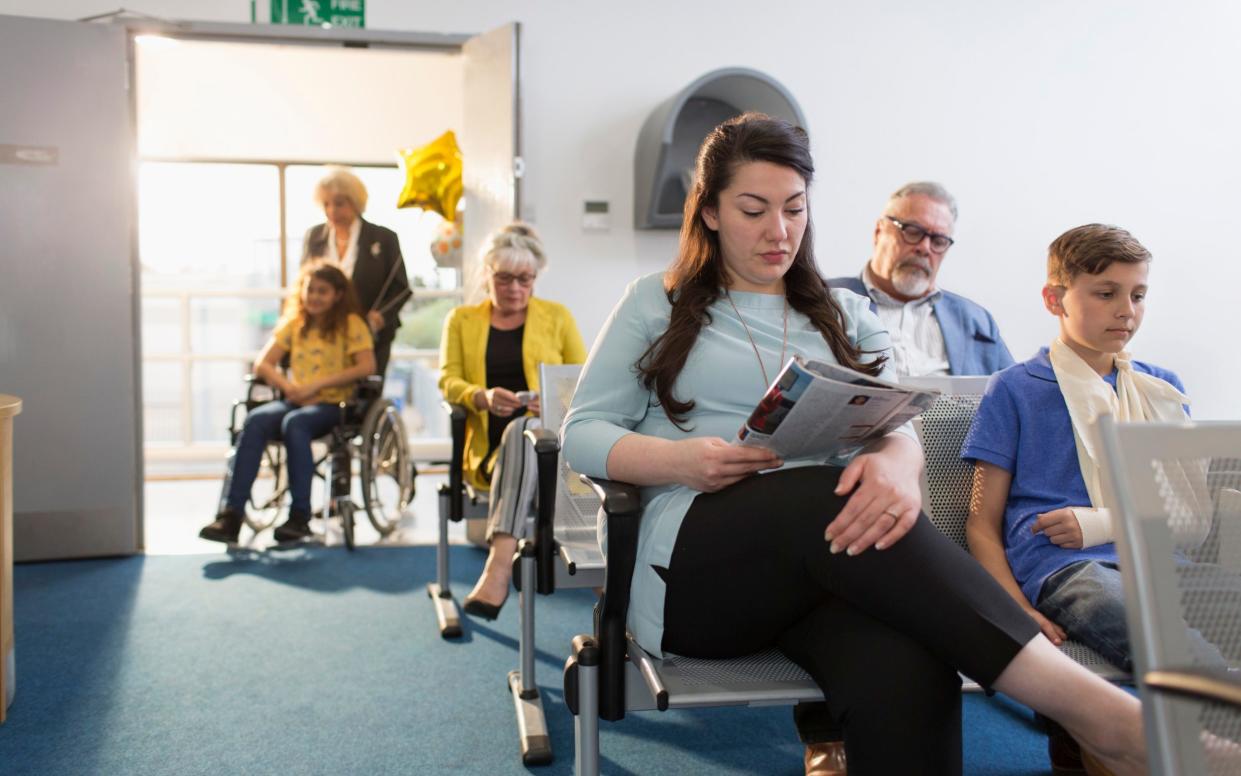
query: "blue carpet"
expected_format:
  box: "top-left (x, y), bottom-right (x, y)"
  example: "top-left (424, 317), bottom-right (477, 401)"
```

top-left (0, 547), bottom-right (1051, 775)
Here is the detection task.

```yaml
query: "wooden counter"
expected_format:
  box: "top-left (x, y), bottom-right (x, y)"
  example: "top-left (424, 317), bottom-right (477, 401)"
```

top-left (0, 394), bottom-right (21, 724)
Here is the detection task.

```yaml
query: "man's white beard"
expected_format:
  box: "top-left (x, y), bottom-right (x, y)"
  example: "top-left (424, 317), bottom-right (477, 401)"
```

top-left (892, 266), bottom-right (932, 298)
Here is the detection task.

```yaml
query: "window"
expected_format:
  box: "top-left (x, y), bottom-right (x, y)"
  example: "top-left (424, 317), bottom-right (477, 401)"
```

top-left (139, 161), bottom-right (459, 454)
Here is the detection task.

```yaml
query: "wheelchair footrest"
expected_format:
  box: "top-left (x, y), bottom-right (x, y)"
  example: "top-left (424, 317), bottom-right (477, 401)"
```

top-left (265, 535), bottom-right (323, 551)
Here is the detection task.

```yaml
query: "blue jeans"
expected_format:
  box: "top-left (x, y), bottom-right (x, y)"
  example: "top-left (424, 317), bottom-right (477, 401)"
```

top-left (1037, 560), bottom-right (1233, 672)
top-left (226, 401), bottom-right (339, 515)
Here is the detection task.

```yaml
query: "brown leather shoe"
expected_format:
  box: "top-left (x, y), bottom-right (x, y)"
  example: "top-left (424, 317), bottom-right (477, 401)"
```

top-left (804, 741), bottom-right (847, 776)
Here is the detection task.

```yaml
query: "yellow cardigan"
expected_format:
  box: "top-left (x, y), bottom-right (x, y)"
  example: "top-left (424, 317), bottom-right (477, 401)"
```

top-left (438, 296), bottom-right (587, 491)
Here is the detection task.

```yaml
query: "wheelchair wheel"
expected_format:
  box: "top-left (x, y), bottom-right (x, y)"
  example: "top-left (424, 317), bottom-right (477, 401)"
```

top-left (244, 445), bottom-right (285, 533)
top-left (360, 399), bottom-right (413, 536)
top-left (339, 499), bottom-right (356, 552)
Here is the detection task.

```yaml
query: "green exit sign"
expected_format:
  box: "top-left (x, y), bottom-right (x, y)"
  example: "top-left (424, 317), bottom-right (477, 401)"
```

top-left (271, 0), bottom-right (365, 28)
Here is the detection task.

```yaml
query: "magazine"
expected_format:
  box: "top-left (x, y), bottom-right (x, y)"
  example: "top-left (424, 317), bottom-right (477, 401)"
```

top-left (734, 356), bottom-right (939, 460)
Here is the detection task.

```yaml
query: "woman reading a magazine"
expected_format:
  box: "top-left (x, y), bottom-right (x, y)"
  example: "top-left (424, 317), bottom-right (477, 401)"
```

top-left (561, 114), bottom-right (1146, 776)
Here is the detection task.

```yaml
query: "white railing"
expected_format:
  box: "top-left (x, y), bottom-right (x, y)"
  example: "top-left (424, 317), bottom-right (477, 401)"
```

top-left (142, 286), bottom-right (460, 466)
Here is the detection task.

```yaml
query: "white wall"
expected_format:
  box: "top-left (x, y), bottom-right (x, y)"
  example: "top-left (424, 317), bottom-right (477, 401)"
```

top-left (3, 1), bottom-right (1239, 418)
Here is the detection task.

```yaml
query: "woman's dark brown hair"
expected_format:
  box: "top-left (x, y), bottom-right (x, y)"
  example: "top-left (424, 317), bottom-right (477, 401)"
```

top-left (636, 112), bottom-right (886, 428)
top-left (283, 260), bottom-right (363, 342)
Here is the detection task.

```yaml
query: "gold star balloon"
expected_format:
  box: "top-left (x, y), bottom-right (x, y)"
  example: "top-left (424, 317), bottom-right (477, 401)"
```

top-left (396, 130), bottom-right (463, 220)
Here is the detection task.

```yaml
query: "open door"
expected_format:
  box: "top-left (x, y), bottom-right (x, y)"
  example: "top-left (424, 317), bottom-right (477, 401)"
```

top-left (0, 16), bottom-right (141, 560)
top-left (460, 22), bottom-right (521, 302)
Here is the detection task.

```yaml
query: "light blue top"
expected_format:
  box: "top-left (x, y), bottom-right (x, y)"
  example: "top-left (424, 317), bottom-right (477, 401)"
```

top-left (961, 347), bottom-right (1185, 603)
top-left (561, 272), bottom-right (904, 656)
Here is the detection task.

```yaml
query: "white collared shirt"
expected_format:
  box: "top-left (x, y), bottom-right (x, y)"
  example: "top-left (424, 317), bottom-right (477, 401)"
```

top-left (862, 265), bottom-right (951, 377)
top-left (326, 218), bottom-right (363, 278)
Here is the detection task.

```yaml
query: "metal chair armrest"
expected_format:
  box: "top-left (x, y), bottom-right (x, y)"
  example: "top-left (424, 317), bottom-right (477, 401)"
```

top-left (440, 400), bottom-right (467, 422)
top-left (580, 475), bottom-right (642, 517)
top-left (524, 426), bottom-right (559, 454)
top-left (525, 427), bottom-right (560, 594)
top-left (1145, 667), bottom-right (1241, 709)
top-left (580, 474), bottom-right (643, 722)
top-left (440, 401), bottom-right (468, 523)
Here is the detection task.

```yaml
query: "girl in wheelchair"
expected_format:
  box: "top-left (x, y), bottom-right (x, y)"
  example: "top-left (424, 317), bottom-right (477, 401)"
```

top-left (200, 261), bottom-right (376, 544)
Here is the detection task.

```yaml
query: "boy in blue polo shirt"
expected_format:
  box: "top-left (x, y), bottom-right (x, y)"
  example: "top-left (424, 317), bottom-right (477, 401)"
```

top-left (961, 223), bottom-right (1193, 673)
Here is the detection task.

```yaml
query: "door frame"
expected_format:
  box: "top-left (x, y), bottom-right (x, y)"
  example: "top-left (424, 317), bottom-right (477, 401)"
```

top-left (117, 18), bottom-right (519, 549)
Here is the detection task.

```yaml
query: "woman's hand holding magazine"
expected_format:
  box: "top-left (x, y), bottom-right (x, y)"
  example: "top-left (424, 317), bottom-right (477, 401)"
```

top-left (733, 356), bottom-right (938, 461)
top-left (733, 356), bottom-right (938, 555)
top-left (671, 437), bottom-right (783, 493)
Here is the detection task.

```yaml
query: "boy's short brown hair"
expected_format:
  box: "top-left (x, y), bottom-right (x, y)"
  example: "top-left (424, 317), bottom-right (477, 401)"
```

top-left (1047, 224), bottom-right (1151, 285)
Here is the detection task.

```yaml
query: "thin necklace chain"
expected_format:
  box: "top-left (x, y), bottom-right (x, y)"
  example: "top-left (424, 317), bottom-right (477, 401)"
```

top-left (725, 291), bottom-right (788, 388)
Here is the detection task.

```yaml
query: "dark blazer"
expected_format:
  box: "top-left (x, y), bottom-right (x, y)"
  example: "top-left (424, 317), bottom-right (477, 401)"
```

top-left (828, 274), bottom-right (1014, 376)
top-left (302, 219), bottom-right (410, 345)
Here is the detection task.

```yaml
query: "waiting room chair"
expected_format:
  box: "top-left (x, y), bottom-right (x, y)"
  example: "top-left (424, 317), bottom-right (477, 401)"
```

top-left (510, 363), bottom-right (607, 764)
top-left (563, 378), bottom-right (974, 775)
top-left (427, 401), bottom-right (479, 639)
top-left (427, 365), bottom-right (603, 765)
top-left (564, 376), bottom-right (1132, 775)
top-left (1098, 414), bottom-right (1241, 775)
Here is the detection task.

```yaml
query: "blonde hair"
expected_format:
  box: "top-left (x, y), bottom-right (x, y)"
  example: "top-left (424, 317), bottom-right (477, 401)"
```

top-left (482, 222), bottom-right (547, 275)
top-left (313, 166), bottom-right (368, 214)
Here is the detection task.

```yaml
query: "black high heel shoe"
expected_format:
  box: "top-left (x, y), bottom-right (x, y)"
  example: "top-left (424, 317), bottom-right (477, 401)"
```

top-left (462, 593), bottom-right (507, 621)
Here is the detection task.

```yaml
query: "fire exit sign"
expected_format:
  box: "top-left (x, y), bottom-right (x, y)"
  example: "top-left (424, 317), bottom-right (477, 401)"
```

top-left (271, 0), bottom-right (365, 28)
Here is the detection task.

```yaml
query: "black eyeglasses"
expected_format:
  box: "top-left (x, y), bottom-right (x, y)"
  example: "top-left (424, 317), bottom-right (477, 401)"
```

top-left (885, 216), bottom-right (955, 253)
top-left (493, 272), bottom-right (536, 287)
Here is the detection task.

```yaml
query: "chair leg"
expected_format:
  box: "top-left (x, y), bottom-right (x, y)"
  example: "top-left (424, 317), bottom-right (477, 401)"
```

top-left (510, 545), bottom-right (551, 764)
top-left (519, 542), bottom-right (538, 689)
top-left (574, 656), bottom-right (600, 776)
top-left (427, 484), bottom-right (462, 638)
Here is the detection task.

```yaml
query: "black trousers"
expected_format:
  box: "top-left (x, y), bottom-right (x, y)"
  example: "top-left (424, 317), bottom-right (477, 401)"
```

top-left (659, 466), bottom-right (1039, 776)
top-left (373, 334), bottom-right (394, 380)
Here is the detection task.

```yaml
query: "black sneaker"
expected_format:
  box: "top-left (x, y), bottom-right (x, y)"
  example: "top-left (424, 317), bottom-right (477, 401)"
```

top-left (199, 508), bottom-right (242, 544)
top-left (273, 510), bottom-right (313, 543)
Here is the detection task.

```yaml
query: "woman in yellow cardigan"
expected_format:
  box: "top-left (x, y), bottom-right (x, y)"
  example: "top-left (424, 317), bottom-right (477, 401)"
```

top-left (438, 223), bottom-right (587, 618)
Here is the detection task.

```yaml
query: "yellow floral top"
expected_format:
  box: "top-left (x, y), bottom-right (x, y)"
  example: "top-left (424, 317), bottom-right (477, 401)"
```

top-left (274, 313), bottom-right (373, 403)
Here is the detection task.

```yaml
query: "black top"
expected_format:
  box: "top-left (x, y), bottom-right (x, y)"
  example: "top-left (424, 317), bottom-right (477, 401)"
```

top-left (485, 325), bottom-right (528, 464)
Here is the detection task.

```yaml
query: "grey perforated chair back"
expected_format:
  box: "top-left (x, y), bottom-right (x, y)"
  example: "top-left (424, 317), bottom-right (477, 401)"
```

top-left (902, 376), bottom-right (989, 548)
top-left (902, 376), bottom-right (1128, 684)
top-left (1098, 416), bottom-right (1241, 776)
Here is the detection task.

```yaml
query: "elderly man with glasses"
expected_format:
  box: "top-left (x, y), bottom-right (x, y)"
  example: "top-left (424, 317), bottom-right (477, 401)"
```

top-left (829, 181), bottom-right (1013, 377)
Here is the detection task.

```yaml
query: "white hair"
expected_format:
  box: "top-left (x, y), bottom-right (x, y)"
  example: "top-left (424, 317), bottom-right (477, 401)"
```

top-left (314, 166), bottom-right (368, 213)
top-left (482, 222), bottom-right (548, 275)
top-left (887, 181), bottom-right (958, 221)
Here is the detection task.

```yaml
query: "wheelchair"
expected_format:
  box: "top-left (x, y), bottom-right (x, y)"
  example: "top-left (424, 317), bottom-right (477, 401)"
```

top-left (218, 373), bottom-right (415, 550)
